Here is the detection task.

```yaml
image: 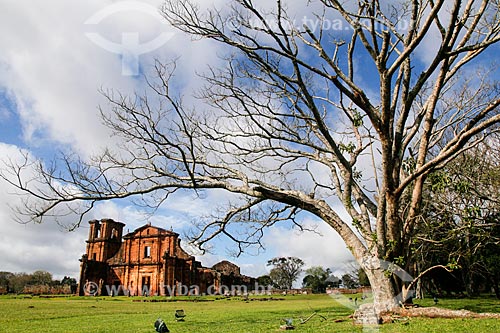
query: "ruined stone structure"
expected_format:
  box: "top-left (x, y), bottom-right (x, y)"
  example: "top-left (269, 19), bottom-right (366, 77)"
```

top-left (79, 219), bottom-right (254, 296)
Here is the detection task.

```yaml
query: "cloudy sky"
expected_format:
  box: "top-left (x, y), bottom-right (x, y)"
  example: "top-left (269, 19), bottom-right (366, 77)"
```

top-left (0, 0), bottom-right (355, 281)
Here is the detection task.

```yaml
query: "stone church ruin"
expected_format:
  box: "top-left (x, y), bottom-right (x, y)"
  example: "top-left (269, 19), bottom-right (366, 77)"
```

top-left (78, 218), bottom-right (254, 296)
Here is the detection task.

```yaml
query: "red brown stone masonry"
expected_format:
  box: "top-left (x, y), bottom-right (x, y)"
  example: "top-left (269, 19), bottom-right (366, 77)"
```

top-left (79, 219), bottom-right (254, 296)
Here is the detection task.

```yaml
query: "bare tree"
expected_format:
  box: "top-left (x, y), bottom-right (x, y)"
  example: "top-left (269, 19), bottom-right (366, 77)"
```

top-left (268, 256), bottom-right (305, 290)
top-left (1, 0), bottom-right (500, 321)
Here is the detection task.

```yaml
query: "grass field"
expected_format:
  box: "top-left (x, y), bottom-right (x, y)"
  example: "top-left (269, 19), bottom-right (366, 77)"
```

top-left (0, 294), bottom-right (499, 332)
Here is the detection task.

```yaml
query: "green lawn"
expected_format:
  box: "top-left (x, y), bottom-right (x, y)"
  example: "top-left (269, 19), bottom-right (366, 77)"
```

top-left (0, 294), bottom-right (498, 332)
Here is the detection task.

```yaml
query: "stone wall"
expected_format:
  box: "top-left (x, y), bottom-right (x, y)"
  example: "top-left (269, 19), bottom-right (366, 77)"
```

top-left (79, 219), bottom-right (254, 297)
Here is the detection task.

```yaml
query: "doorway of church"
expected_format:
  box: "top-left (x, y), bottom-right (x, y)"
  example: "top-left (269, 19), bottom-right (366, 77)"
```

top-left (141, 276), bottom-right (151, 296)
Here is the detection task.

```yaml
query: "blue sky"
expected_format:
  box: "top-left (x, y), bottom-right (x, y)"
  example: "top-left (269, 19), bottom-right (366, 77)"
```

top-left (0, 0), bottom-right (354, 280)
top-left (0, 90), bottom-right (21, 145)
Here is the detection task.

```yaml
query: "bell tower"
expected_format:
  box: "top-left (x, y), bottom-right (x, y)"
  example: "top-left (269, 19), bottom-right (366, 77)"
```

top-left (86, 218), bottom-right (125, 262)
top-left (79, 218), bottom-right (125, 296)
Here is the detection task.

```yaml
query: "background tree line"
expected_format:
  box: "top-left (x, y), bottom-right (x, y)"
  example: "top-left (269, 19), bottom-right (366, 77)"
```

top-left (410, 139), bottom-right (500, 299)
top-left (0, 270), bottom-right (77, 294)
top-left (260, 256), bottom-right (370, 293)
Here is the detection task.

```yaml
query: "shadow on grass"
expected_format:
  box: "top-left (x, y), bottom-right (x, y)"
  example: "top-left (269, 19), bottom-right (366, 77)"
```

top-left (414, 294), bottom-right (500, 314)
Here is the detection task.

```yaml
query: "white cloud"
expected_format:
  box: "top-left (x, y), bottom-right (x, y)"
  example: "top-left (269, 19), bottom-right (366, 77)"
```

top-left (0, 0), bottom-right (223, 157)
top-left (91, 200), bottom-right (189, 232)
top-left (1, 1), bottom-right (120, 155)
top-left (237, 263), bottom-right (268, 277)
top-left (0, 143), bottom-right (87, 279)
top-left (262, 217), bottom-right (354, 270)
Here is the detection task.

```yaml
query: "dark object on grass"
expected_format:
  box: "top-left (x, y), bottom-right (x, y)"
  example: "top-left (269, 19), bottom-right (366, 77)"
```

top-left (175, 309), bottom-right (186, 321)
top-left (433, 297), bottom-right (439, 305)
top-left (154, 318), bottom-right (169, 333)
top-left (280, 318), bottom-right (295, 330)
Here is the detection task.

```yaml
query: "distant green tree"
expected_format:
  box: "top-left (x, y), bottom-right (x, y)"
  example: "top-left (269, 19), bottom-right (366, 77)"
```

top-left (341, 263), bottom-right (370, 288)
top-left (342, 273), bottom-right (359, 289)
top-left (267, 257), bottom-right (305, 290)
top-left (256, 275), bottom-right (273, 287)
top-left (481, 218), bottom-right (500, 299)
top-left (302, 266), bottom-right (332, 293)
top-left (61, 276), bottom-right (78, 294)
top-left (357, 269), bottom-right (370, 287)
top-left (0, 271), bottom-right (14, 292)
top-left (325, 275), bottom-right (341, 288)
top-left (30, 270), bottom-right (52, 286)
top-left (9, 273), bottom-right (31, 293)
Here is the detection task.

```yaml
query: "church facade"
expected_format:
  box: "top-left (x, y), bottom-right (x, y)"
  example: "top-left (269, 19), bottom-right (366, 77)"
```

top-left (78, 219), bottom-right (253, 296)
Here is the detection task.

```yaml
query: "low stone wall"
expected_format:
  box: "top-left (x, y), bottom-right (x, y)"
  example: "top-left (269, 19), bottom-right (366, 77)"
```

top-left (253, 288), bottom-right (312, 295)
top-left (326, 287), bottom-right (371, 295)
top-left (22, 284), bottom-right (74, 295)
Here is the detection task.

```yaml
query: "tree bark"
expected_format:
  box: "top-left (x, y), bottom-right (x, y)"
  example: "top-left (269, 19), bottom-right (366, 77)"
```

top-left (352, 256), bottom-right (400, 324)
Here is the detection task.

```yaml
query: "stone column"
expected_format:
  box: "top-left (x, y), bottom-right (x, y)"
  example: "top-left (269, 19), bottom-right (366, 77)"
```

top-left (78, 254), bottom-right (88, 296)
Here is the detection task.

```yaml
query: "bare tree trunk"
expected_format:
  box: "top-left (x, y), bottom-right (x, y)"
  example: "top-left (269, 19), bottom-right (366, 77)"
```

top-left (352, 255), bottom-right (400, 324)
top-left (493, 278), bottom-right (500, 300)
top-left (416, 278), bottom-right (424, 299)
top-left (368, 267), bottom-right (399, 313)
